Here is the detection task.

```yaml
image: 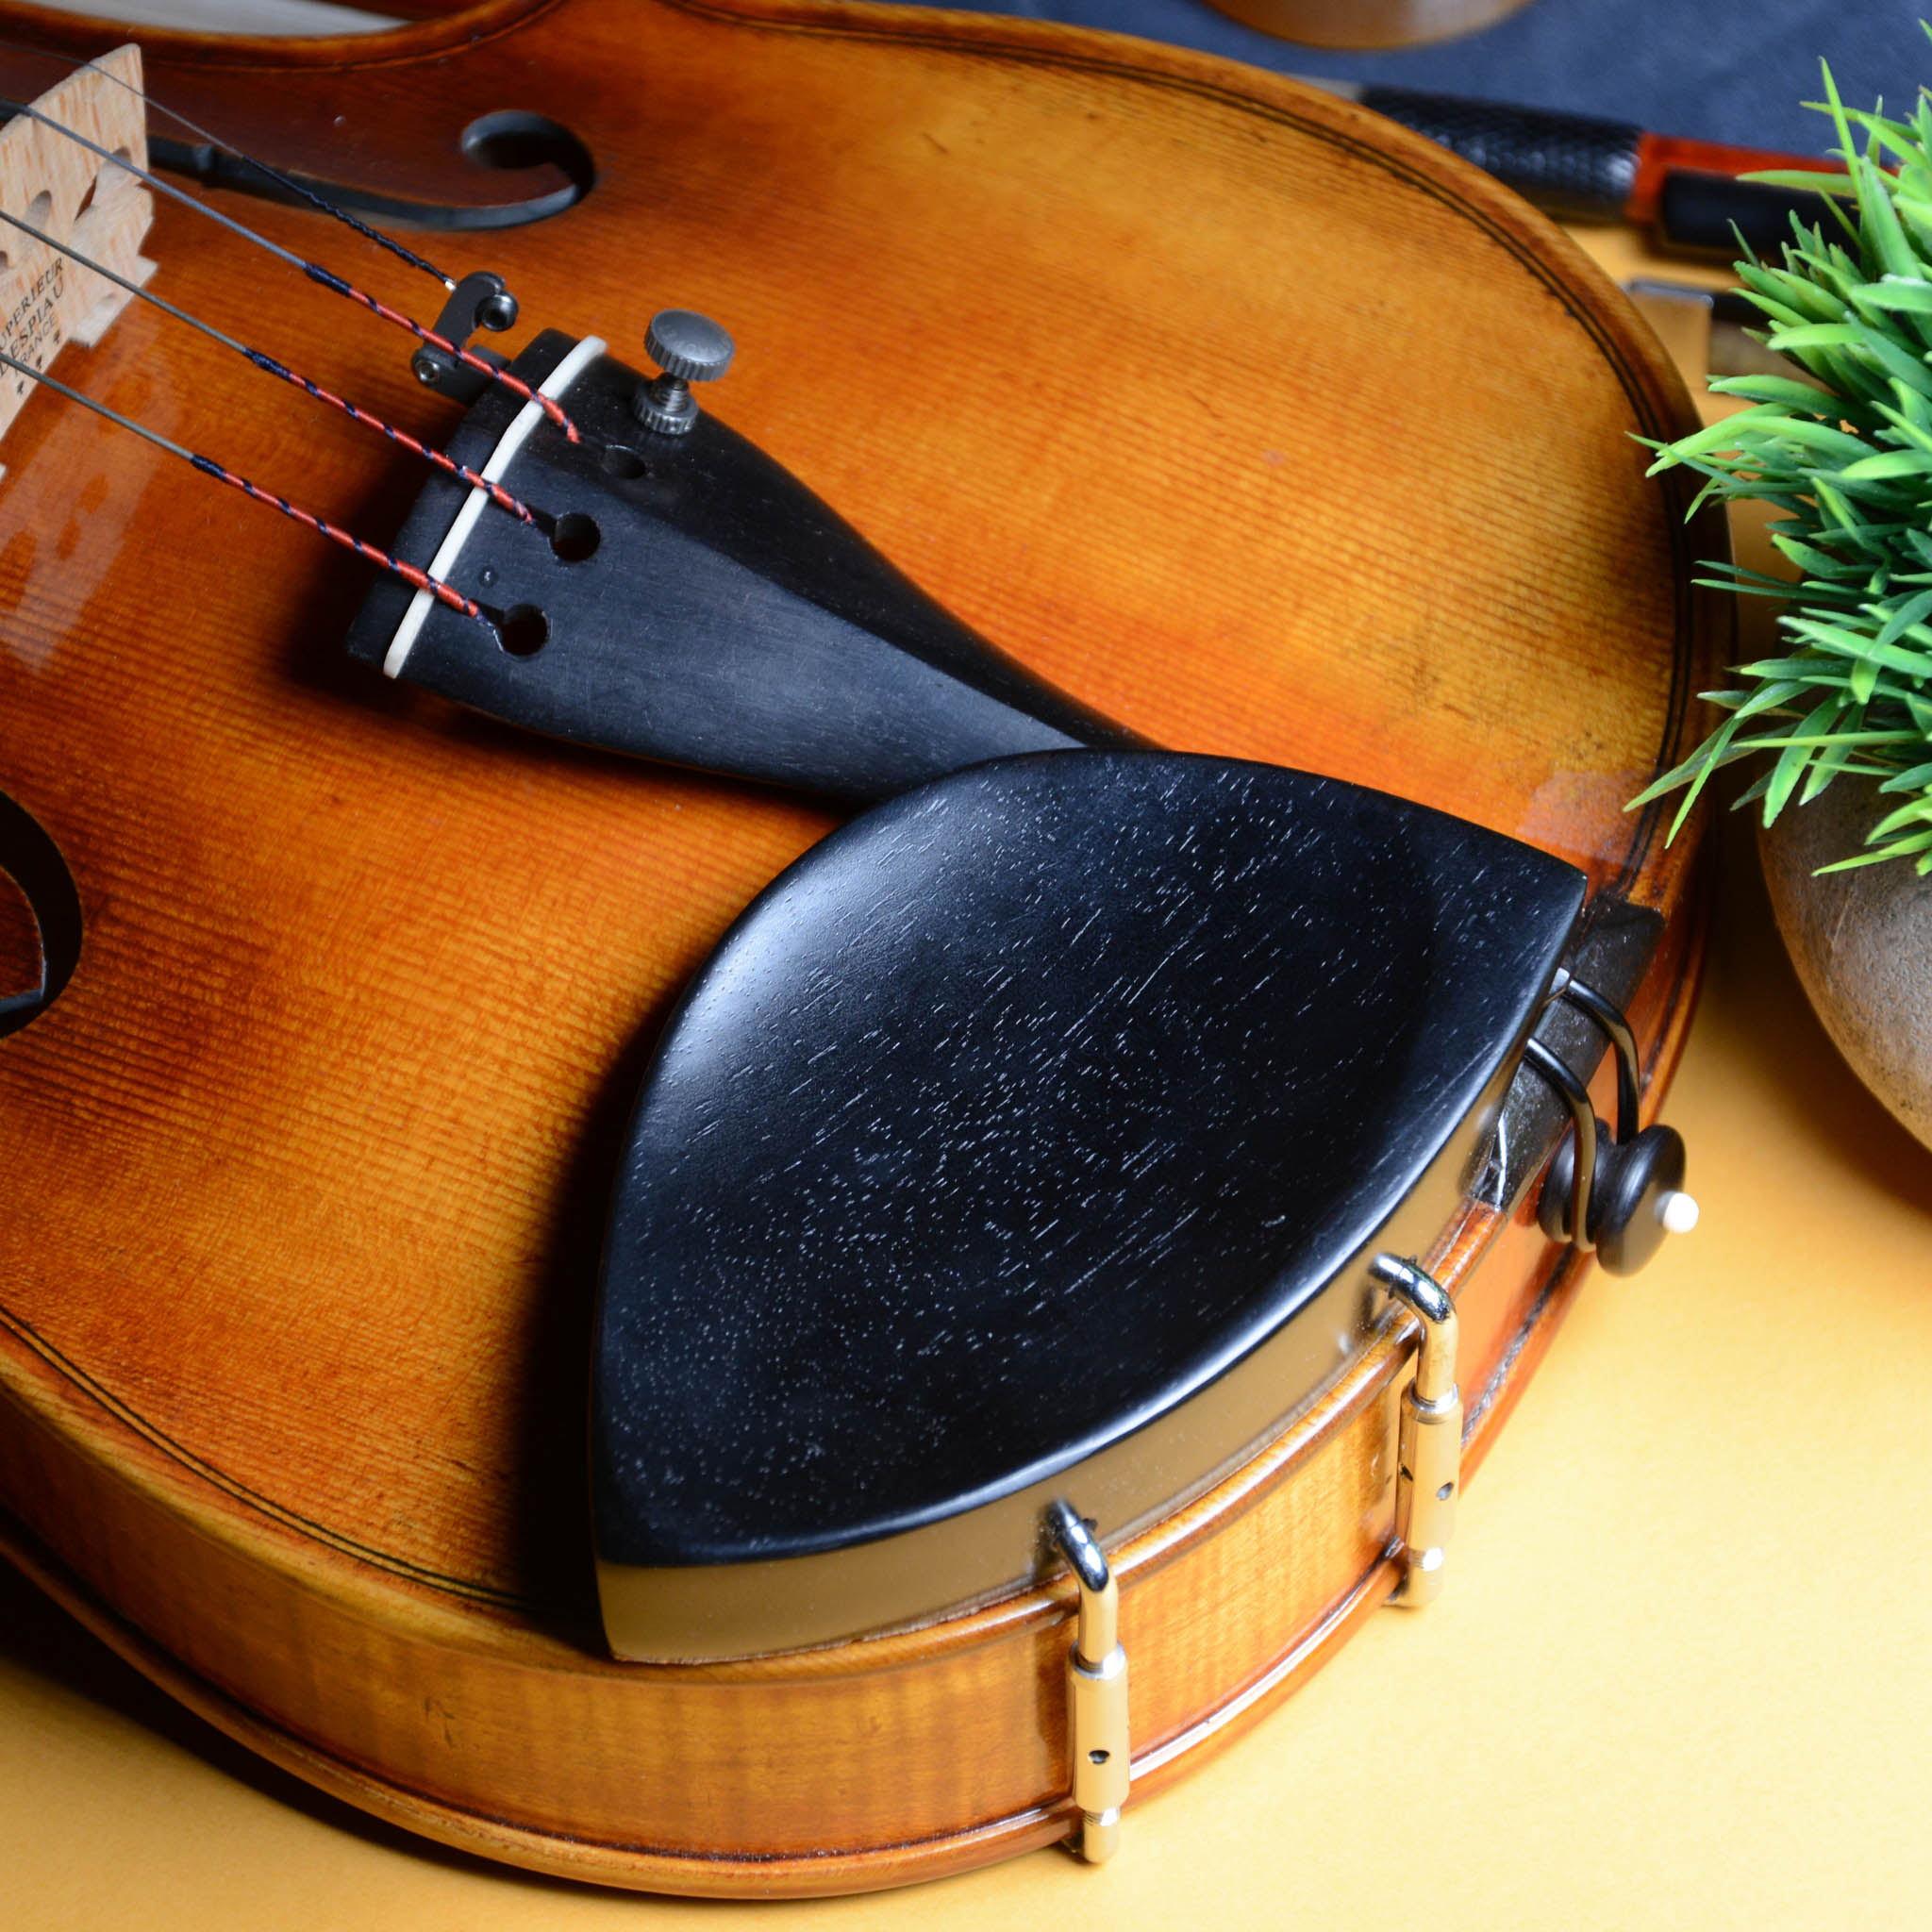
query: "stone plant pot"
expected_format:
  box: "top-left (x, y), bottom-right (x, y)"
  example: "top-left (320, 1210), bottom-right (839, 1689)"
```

top-left (1760, 780), bottom-right (1932, 1152)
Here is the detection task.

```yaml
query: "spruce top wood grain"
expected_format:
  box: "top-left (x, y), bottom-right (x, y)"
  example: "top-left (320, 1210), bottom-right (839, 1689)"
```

top-left (0, 0), bottom-right (1721, 1894)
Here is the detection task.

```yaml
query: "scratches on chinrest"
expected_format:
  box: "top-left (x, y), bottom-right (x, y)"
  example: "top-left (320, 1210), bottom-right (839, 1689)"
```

top-left (591, 751), bottom-right (1586, 1655)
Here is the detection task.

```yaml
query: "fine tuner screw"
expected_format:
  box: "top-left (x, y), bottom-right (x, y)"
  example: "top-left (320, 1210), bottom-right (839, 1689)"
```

top-left (633, 308), bottom-right (735, 436)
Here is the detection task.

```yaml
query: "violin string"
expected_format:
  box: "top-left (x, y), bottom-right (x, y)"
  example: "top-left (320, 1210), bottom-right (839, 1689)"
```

top-left (0, 344), bottom-right (491, 625)
top-left (0, 94), bottom-right (581, 443)
top-left (0, 37), bottom-right (452, 289)
top-left (0, 204), bottom-right (546, 528)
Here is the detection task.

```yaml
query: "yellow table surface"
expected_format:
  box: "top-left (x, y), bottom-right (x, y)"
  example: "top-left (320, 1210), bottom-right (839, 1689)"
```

top-left (8, 223), bottom-right (1932, 1925)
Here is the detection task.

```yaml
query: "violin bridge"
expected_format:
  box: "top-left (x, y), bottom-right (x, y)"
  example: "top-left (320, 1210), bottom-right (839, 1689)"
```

top-left (0, 44), bottom-right (155, 465)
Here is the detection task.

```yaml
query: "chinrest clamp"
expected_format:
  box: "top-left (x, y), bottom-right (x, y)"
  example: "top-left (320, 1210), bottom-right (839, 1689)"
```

top-left (1525, 976), bottom-right (1699, 1276)
top-left (1047, 1500), bottom-right (1130, 1865)
top-left (1374, 1257), bottom-right (1461, 1608)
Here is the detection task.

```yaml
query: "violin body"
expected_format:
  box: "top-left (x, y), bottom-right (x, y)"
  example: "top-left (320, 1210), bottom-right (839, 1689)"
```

top-left (0, 0), bottom-right (1722, 1894)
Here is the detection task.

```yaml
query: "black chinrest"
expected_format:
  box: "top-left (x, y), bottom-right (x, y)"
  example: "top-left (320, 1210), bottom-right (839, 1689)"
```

top-left (592, 751), bottom-right (1585, 1658)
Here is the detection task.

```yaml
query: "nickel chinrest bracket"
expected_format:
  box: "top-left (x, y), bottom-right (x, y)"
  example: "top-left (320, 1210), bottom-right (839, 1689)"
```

top-left (1373, 1256), bottom-right (1462, 1609)
top-left (1047, 1499), bottom-right (1130, 1866)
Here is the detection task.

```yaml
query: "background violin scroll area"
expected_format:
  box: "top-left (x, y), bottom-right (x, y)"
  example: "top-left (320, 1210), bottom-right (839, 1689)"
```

top-left (0, 789), bottom-right (79, 1039)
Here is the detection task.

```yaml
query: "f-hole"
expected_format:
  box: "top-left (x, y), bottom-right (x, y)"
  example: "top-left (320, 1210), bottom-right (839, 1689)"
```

top-left (0, 792), bottom-right (81, 1041)
top-left (463, 112), bottom-right (593, 184)
top-left (148, 115), bottom-right (595, 233)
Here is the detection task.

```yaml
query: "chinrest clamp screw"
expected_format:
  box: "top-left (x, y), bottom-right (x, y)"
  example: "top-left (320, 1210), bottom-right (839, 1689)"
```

top-left (1373, 1256), bottom-right (1461, 1608)
top-left (1047, 1499), bottom-right (1130, 1865)
top-left (1525, 975), bottom-right (1698, 1276)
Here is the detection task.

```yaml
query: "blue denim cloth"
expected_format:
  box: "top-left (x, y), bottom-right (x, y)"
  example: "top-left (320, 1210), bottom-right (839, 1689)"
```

top-left (898, 0), bottom-right (1926, 157)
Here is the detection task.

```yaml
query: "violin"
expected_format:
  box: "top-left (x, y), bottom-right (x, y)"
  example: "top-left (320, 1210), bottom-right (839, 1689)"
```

top-left (0, 0), bottom-right (1723, 1896)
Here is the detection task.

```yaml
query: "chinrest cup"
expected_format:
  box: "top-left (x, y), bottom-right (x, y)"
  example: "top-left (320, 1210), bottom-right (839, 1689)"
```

top-left (593, 752), bottom-right (1586, 1660)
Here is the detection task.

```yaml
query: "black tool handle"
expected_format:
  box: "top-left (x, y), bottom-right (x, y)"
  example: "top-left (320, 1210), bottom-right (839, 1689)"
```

top-left (1357, 86), bottom-right (1641, 223)
top-left (1357, 84), bottom-right (1843, 256)
top-left (1654, 171), bottom-right (1842, 257)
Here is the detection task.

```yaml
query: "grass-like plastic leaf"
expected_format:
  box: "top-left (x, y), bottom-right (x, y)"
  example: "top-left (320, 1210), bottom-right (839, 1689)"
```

top-left (1857, 160), bottom-right (1923, 283)
top-left (1839, 450), bottom-right (1932, 479)
top-left (1784, 676), bottom-right (1907, 704)
top-left (1740, 727), bottom-right (1916, 751)
top-left (1707, 374), bottom-right (1852, 412)
top-left (1729, 658), bottom-right (1834, 682)
top-left (1876, 396), bottom-right (1932, 450)
top-left (1875, 586), bottom-right (1932, 643)
top-left (1812, 477), bottom-right (1875, 541)
top-left (1801, 723), bottom-right (1864, 800)
top-left (1883, 382), bottom-right (1932, 429)
top-left (1864, 795), bottom-right (1932, 839)
top-left (1771, 535), bottom-right (1866, 576)
top-left (1761, 322), bottom-right (1873, 353)
top-left (1869, 276), bottom-right (1932, 313)
top-left (1782, 616), bottom-right (1932, 676)
top-left (1625, 713), bottom-right (1745, 835)
top-left (1763, 696), bottom-right (1848, 821)
top-left (1840, 110), bottom-right (1932, 171)
top-left (1742, 168), bottom-right (1857, 194)
top-left (1645, 404), bottom-right (1834, 466)
top-left (1831, 325), bottom-right (1932, 394)
top-left (1900, 196), bottom-right (1932, 258)
top-left (1736, 264), bottom-right (1832, 326)
top-left (1734, 267), bottom-right (1824, 327)
top-left (1715, 566), bottom-right (1824, 594)
top-left (1691, 575), bottom-right (1799, 601)
top-left (1814, 827), bottom-right (1932, 872)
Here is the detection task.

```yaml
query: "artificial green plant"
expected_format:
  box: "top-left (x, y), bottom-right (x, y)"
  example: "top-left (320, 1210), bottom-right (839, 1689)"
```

top-left (1636, 50), bottom-right (1932, 872)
